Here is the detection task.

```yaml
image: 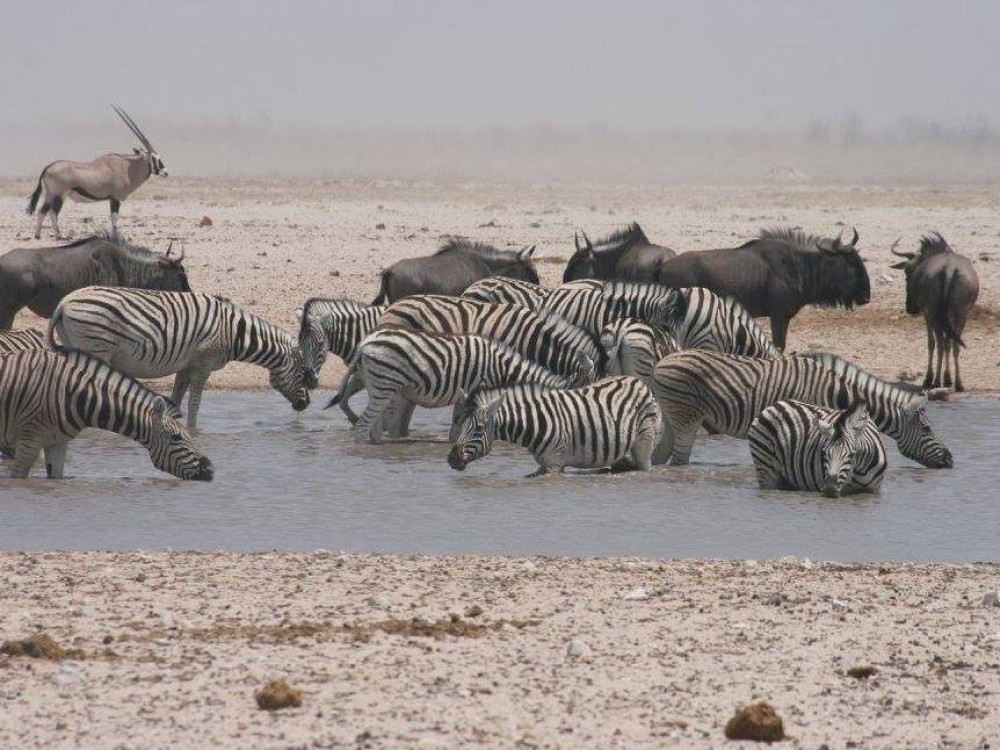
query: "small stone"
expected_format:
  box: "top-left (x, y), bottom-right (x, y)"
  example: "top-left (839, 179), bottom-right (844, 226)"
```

top-left (724, 701), bottom-right (785, 743)
top-left (846, 664), bottom-right (877, 679)
top-left (198, 216), bottom-right (213, 227)
top-left (465, 605), bottom-right (484, 618)
top-left (927, 387), bottom-right (949, 401)
top-left (54, 661), bottom-right (82, 688)
top-left (102, 635), bottom-right (114, 645)
top-left (375, 223), bottom-right (386, 230)
top-left (982, 591), bottom-right (1000, 608)
top-left (367, 596), bottom-right (390, 610)
top-left (566, 639), bottom-right (591, 658)
top-left (622, 587), bottom-right (649, 601)
top-left (329, 270), bottom-right (340, 277)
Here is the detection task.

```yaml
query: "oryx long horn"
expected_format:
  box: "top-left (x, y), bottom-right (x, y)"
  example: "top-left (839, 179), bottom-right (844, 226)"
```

top-left (112, 105), bottom-right (155, 152)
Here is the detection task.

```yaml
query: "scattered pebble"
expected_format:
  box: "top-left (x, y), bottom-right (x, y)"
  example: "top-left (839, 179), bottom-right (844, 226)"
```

top-left (566, 639), bottom-right (591, 658)
top-left (198, 216), bottom-right (213, 227)
top-left (847, 665), bottom-right (878, 679)
top-left (465, 605), bottom-right (484, 618)
top-left (622, 586), bottom-right (649, 601)
top-left (927, 388), bottom-right (950, 401)
top-left (255, 679), bottom-right (303, 711)
top-left (982, 591), bottom-right (999, 608)
top-left (375, 223), bottom-right (386, 230)
top-left (724, 701), bottom-right (785, 743)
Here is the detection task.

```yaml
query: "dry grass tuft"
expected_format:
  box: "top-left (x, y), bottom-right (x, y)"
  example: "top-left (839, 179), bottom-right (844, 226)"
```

top-left (724, 701), bottom-right (785, 743)
top-left (0, 633), bottom-right (83, 660)
top-left (343, 616), bottom-right (537, 642)
top-left (847, 664), bottom-right (878, 679)
top-left (255, 679), bottom-right (303, 711)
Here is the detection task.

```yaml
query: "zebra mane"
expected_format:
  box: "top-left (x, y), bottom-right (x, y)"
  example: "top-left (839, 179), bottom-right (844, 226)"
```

top-left (918, 232), bottom-right (952, 256)
top-left (800, 351), bottom-right (922, 406)
top-left (592, 222), bottom-right (649, 250)
top-left (436, 238), bottom-right (519, 260)
top-left (756, 227), bottom-right (833, 254)
top-left (467, 382), bottom-right (555, 409)
top-left (55, 348), bottom-right (183, 418)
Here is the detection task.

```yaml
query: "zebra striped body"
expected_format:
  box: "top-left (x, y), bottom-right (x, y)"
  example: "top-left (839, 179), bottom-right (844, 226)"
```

top-left (0, 349), bottom-right (211, 479)
top-left (673, 288), bottom-right (779, 357)
top-left (49, 287), bottom-right (310, 428)
top-left (651, 350), bottom-right (952, 468)
top-left (541, 280), bottom-right (681, 337)
top-left (448, 376), bottom-right (663, 475)
top-left (0, 328), bottom-right (46, 353)
top-left (462, 278), bottom-right (551, 309)
top-left (378, 296), bottom-right (600, 382)
top-left (297, 298), bottom-right (386, 381)
top-left (346, 329), bottom-right (577, 444)
top-left (749, 400), bottom-right (887, 497)
top-left (600, 319), bottom-right (676, 385)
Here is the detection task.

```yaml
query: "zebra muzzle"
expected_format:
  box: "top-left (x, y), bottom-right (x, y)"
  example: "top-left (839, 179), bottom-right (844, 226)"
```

top-left (447, 446), bottom-right (468, 471)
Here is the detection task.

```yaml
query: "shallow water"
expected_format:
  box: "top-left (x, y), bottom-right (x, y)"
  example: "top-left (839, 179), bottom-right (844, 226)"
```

top-left (0, 392), bottom-right (995, 562)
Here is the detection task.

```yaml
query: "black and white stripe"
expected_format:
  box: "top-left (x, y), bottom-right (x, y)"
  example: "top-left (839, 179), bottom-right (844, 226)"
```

top-left (462, 277), bottom-right (551, 309)
top-left (448, 376), bottom-right (663, 476)
top-left (600, 318), bottom-right (676, 385)
top-left (749, 400), bottom-right (887, 496)
top-left (0, 348), bottom-right (212, 480)
top-left (541, 280), bottom-right (681, 336)
top-left (48, 287), bottom-right (310, 428)
top-left (296, 298), bottom-right (386, 385)
top-left (0, 328), bottom-right (46, 353)
top-left (651, 350), bottom-right (952, 468)
top-left (672, 288), bottom-right (779, 357)
top-left (342, 328), bottom-right (579, 444)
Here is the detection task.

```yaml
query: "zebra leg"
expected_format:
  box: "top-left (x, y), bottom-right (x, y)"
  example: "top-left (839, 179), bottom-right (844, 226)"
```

top-left (171, 370), bottom-right (192, 417)
top-left (667, 419), bottom-right (701, 465)
top-left (334, 368), bottom-right (365, 424)
top-left (526, 465), bottom-right (551, 478)
top-left (109, 199), bottom-right (121, 234)
top-left (44, 441), bottom-right (69, 479)
top-left (9, 440), bottom-right (41, 478)
top-left (50, 195), bottom-right (64, 240)
top-left (354, 386), bottom-right (400, 444)
top-left (385, 398), bottom-right (416, 438)
top-left (184, 371), bottom-right (212, 430)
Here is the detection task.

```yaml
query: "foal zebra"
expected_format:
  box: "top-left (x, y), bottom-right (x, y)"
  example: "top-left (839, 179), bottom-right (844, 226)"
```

top-left (0, 328), bottom-right (46, 353)
top-left (448, 376), bottom-right (663, 476)
top-left (541, 280), bottom-right (681, 336)
top-left (338, 329), bottom-right (580, 444)
top-left (651, 350), bottom-right (952, 468)
top-left (749, 400), bottom-right (887, 497)
top-left (49, 288), bottom-right (311, 428)
top-left (0, 349), bottom-right (212, 479)
top-left (462, 277), bottom-right (551, 309)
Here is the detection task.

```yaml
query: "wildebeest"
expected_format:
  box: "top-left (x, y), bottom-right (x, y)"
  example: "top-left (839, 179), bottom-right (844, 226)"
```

top-left (654, 227), bottom-right (871, 351)
top-left (371, 239), bottom-right (539, 305)
top-left (27, 106), bottom-right (167, 239)
top-left (890, 233), bottom-right (979, 391)
top-left (562, 223), bottom-right (677, 283)
top-left (0, 232), bottom-right (191, 329)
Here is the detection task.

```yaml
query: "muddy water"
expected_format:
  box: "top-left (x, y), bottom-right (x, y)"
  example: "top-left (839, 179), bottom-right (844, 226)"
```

top-left (0, 392), bottom-right (995, 562)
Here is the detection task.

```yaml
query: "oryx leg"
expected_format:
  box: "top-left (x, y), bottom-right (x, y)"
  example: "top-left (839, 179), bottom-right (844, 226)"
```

top-left (35, 197), bottom-right (51, 239)
top-left (184, 370), bottom-right (213, 430)
top-left (49, 195), bottom-right (64, 240)
top-left (109, 199), bottom-right (121, 234)
top-left (9, 438), bottom-right (41, 478)
top-left (44, 441), bottom-right (69, 479)
top-left (923, 319), bottom-right (935, 389)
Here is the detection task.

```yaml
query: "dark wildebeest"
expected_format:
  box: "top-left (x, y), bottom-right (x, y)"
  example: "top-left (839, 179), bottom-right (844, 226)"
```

top-left (562, 223), bottom-right (677, 283)
top-left (890, 233), bottom-right (979, 391)
top-left (0, 232), bottom-right (191, 329)
top-left (371, 239), bottom-right (539, 305)
top-left (654, 227), bottom-right (870, 351)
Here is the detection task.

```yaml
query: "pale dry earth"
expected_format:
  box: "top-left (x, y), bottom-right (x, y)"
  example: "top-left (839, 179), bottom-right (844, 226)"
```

top-left (1, 178), bottom-right (998, 393)
top-left (0, 552), bottom-right (998, 748)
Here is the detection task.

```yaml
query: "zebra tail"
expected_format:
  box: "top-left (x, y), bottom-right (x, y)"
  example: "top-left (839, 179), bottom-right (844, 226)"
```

top-left (46, 307), bottom-right (64, 350)
top-left (370, 270), bottom-right (390, 306)
top-left (324, 391), bottom-right (342, 410)
top-left (936, 269), bottom-right (965, 347)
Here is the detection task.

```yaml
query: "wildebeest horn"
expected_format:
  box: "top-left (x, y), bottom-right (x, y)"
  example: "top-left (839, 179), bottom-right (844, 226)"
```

top-left (889, 237), bottom-right (913, 259)
top-left (112, 104), bottom-right (155, 153)
top-left (849, 227), bottom-right (859, 247)
top-left (835, 227), bottom-right (844, 247)
top-left (165, 241), bottom-right (174, 259)
top-left (520, 245), bottom-right (536, 260)
top-left (574, 231), bottom-right (582, 253)
top-left (176, 244), bottom-right (186, 262)
top-left (581, 231), bottom-right (593, 251)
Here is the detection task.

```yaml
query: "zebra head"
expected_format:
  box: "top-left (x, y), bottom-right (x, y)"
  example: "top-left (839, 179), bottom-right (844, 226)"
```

top-left (270, 348), bottom-right (312, 411)
top-left (815, 404), bottom-right (868, 498)
top-left (447, 389), bottom-right (501, 470)
top-left (894, 396), bottom-right (953, 469)
top-left (147, 397), bottom-right (213, 480)
top-left (296, 309), bottom-right (326, 390)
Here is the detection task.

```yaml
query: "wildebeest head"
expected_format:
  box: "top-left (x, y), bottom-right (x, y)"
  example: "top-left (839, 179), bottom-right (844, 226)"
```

top-left (815, 403), bottom-right (869, 498)
top-left (813, 227), bottom-right (870, 308)
top-left (889, 234), bottom-right (952, 315)
top-left (155, 242), bottom-right (191, 292)
top-left (494, 245), bottom-right (539, 284)
top-left (563, 231), bottom-right (596, 282)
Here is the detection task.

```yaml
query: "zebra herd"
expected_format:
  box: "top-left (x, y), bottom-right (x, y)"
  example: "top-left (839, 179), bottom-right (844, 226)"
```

top-left (0, 228), bottom-right (956, 498)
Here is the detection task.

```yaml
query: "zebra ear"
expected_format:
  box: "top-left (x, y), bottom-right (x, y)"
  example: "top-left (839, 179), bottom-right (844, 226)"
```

top-left (294, 308), bottom-right (303, 322)
top-left (843, 404), bottom-right (869, 437)
top-left (815, 416), bottom-right (836, 441)
top-left (151, 396), bottom-right (168, 420)
top-left (905, 396), bottom-right (928, 413)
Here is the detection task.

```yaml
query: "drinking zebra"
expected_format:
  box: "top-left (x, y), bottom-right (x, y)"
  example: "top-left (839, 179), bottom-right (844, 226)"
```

top-left (0, 349), bottom-right (212, 480)
top-left (462, 277), bottom-right (551, 309)
top-left (448, 376), bottom-right (663, 476)
top-left (296, 298), bottom-right (386, 385)
top-left (749, 400), bottom-right (887, 497)
top-left (651, 350), bottom-right (952, 468)
top-left (0, 328), bottom-right (46, 353)
top-left (49, 287), bottom-right (311, 428)
top-left (600, 319), bottom-right (676, 384)
top-left (540, 280), bottom-right (682, 336)
top-left (333, 329), bottom-right (582, 444)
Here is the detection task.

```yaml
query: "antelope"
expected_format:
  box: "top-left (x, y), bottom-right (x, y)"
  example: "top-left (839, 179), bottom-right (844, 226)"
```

top-left (26, 106), bottom-right (167, 239)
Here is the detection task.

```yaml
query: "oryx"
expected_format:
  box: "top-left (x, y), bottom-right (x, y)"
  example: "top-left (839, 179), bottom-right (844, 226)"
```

top-left (26, 105), bottom-right (167, 240)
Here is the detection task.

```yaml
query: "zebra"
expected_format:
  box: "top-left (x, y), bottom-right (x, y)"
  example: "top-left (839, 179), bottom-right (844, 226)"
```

top-left (448, 376), bottom-right (663, 476)
top-left (0, 349), bottom-right (212, 480)
top-left (749, 400), bottom-right (887, 497)
top-left (600, 318), bottom-right (676, 385)
top-left (650, 350), bottom-right (952, 468)
top-left (462, 277), bottom-right (551, 309)
top-left (0, 328), bottom-right (46, 353)
top-left (48, 287), bottom-right (311, 429)
top-left (540, 280), bottom-right (682, 337)
top-left (331, 329), bottom-right (583, 444)
top-left (672, 288), bottom-right (779, 357)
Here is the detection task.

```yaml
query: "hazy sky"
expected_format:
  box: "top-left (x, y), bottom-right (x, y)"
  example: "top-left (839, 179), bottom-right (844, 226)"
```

top-left (3, 0), bottom-right (998, 133)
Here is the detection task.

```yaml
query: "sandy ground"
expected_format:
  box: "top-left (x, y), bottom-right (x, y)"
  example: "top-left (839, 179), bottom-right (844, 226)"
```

top-left (1, 178), bottom-right (998, 393)
top-left (0, 552), bottom-right (997, 748)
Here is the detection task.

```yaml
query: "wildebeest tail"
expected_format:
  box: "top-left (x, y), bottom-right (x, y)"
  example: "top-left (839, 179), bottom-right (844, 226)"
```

top-left (936, 269), bottom-right (965, 347)
top-left (371, 270), bottom-right (390, 306)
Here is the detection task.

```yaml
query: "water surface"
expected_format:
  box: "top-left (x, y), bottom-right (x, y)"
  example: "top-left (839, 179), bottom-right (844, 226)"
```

top-left (0, 392), bottom-right (995, 562)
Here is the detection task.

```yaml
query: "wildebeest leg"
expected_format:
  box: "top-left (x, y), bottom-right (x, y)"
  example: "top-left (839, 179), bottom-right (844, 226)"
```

top-left (923, 320), bottom-right (935, 389)
top-left (933, 328), bottom-right (945, 388)
top-left (0, 308), bottom-right (17, 331)
top-left (941, 335), bottom-right (953, 389)
top-left (769, 316), bottom-right (790, 352)
top-left (171, 370), bottom-right (192, 417)
top-left (35, 197), bottom-right (51, 239)
top-left (185, 370), bottom-right (212, 430)
top-left (109, 199), bottom-right (121, 234)
top-left (9, 439), bottom-right (41, 478)
top-left (953, 335), bottom-right (964, 392)
top-left (44, 441), bottom-right (69, 479)
top-left (50, 195), bottom-right (64, 240)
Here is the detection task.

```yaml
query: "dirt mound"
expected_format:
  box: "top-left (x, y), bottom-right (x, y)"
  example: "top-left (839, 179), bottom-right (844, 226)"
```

top-left (724, 701), bottom-right (785, 743)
